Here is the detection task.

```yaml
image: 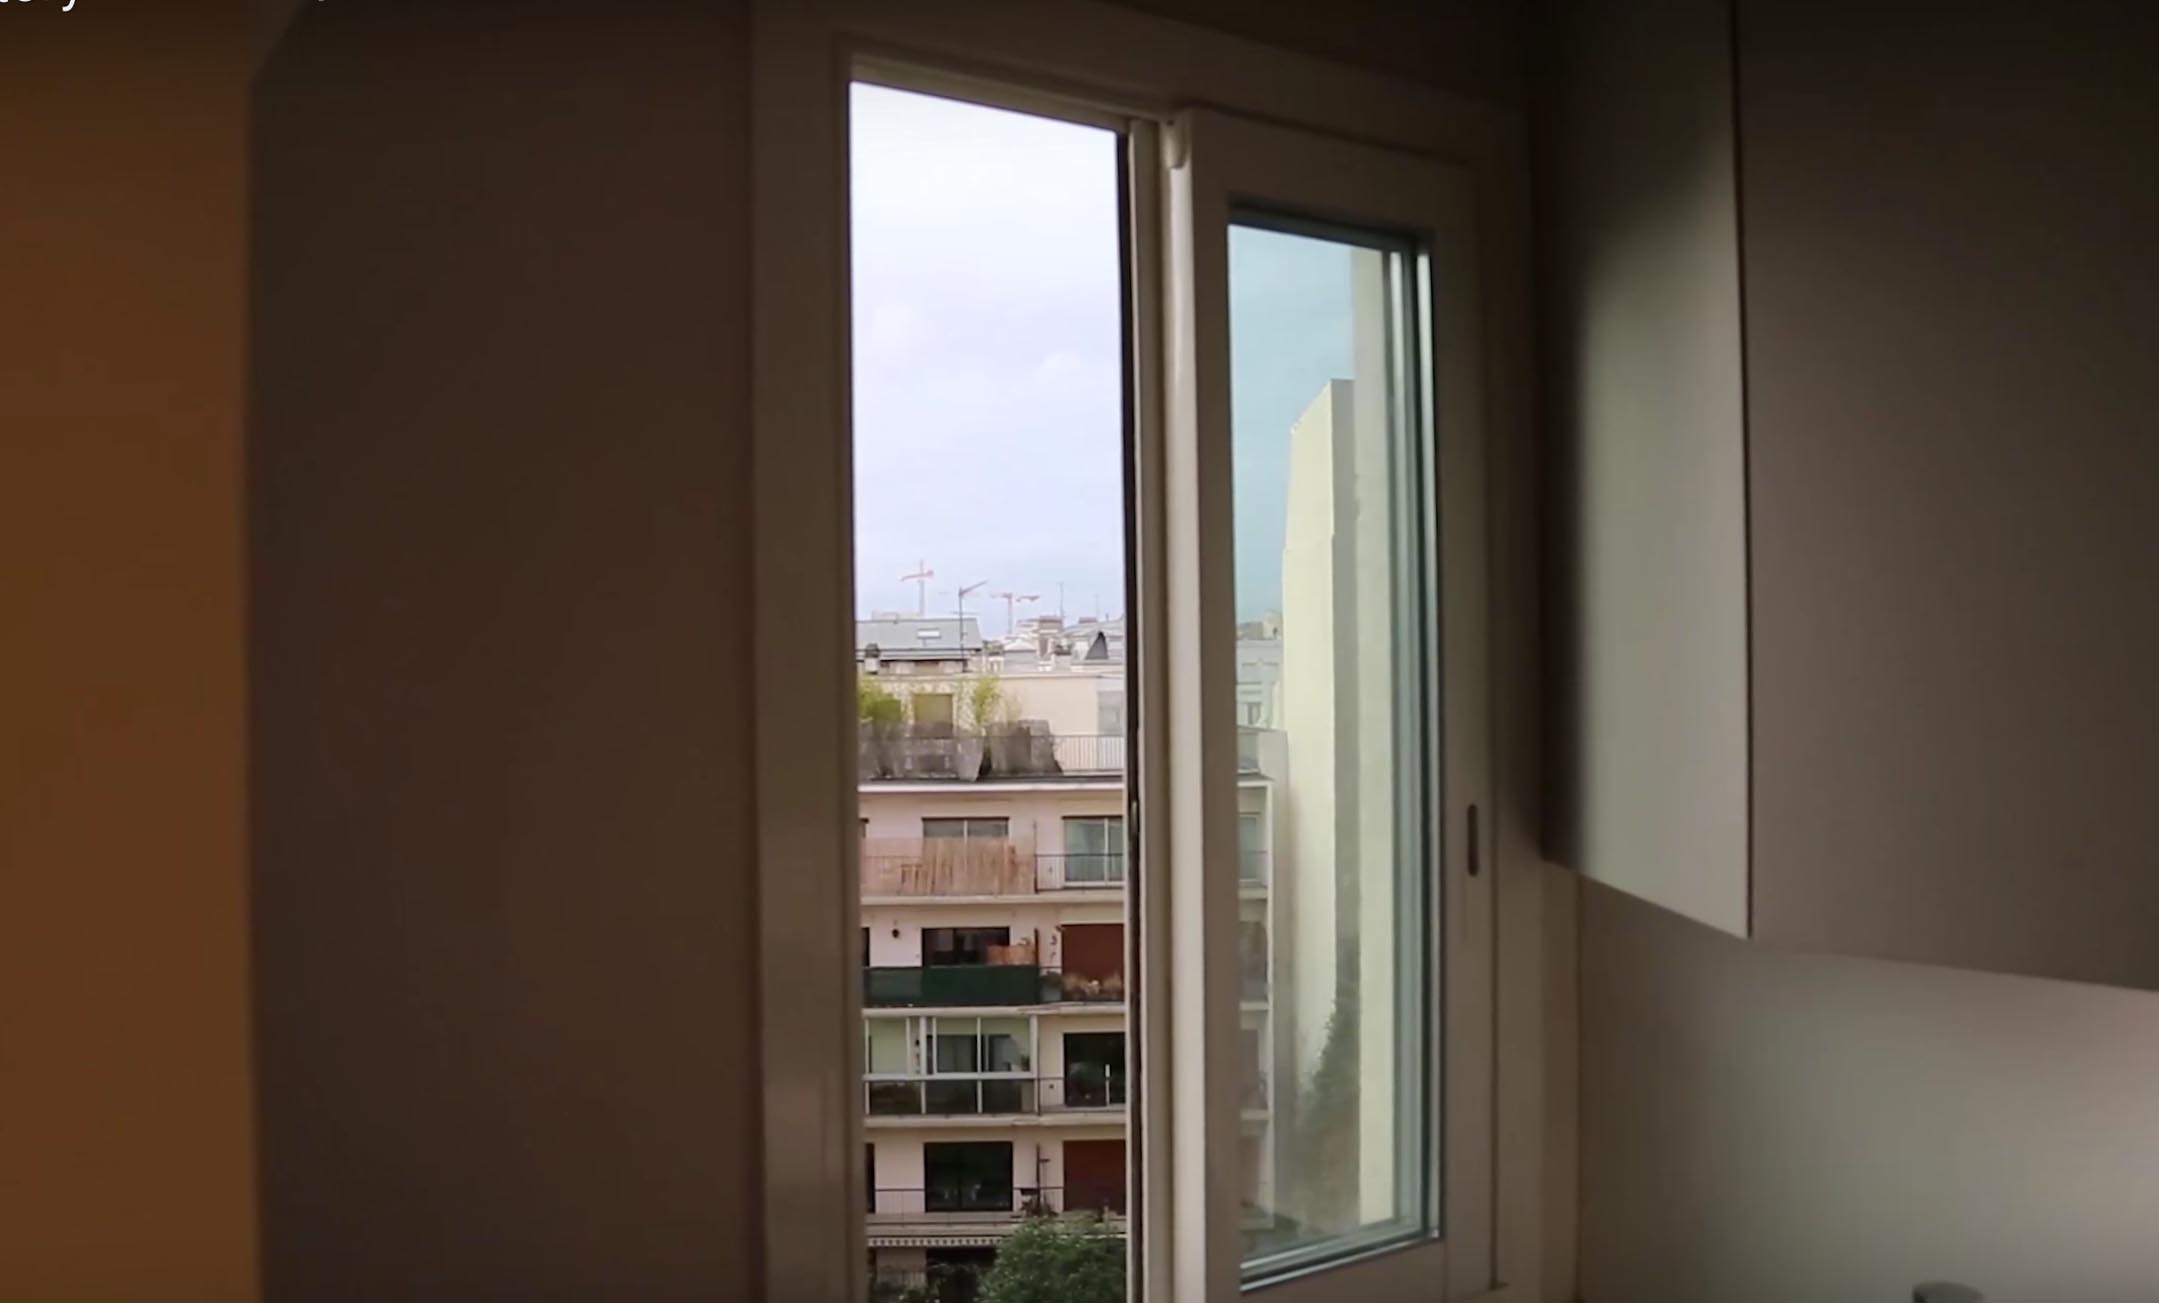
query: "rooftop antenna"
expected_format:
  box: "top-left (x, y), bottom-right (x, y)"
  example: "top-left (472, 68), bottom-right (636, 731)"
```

top-left (900, 560), bottom-right (934, 616)
top-left (990, 591), bottom-right (1040, 637)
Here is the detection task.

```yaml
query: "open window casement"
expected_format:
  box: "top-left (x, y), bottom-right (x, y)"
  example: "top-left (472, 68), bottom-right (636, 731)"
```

top-left (1146, 107), bottom-right (1495, 1301)
top-left (752, 7), bottom-right (1524, 1302)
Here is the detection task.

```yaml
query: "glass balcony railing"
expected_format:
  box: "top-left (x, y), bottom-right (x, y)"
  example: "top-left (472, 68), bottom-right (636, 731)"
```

top-left (1034, 851), bottom-right (1125, 887)
top-left (863, 1072), bottom-right (1129, 1118)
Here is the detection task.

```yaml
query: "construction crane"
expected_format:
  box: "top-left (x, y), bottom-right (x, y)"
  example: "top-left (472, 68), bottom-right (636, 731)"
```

top-left (900, 560), bottom-right (934, 616)
top-left (955, 580), bottom-right (987, 636)
top-left (990, 590), bottom-right (1040, 637)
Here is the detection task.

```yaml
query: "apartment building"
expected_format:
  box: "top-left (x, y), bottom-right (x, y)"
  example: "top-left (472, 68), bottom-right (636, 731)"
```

top-left (856, 619), bottom-right (1279, 1296)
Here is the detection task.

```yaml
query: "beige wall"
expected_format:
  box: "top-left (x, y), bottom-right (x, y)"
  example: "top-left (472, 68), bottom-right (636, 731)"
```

top-left (4, 3), bottom-right (1529, 1299)
top-left (1583, 883), bottom-right (2159, 1303)
top-left (1741, 0), bottom-right (2159, 988)
top-left (1535, 0), bottom-right (1750, 936)
top-left (249, 2), bottom-right (759, 1296)
top-left (0, 5), bottom-right (260, 1299)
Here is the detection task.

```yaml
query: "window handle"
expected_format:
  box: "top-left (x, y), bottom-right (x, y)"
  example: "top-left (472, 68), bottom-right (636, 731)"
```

top-left (1466, 803), bottom-right (1481, 877)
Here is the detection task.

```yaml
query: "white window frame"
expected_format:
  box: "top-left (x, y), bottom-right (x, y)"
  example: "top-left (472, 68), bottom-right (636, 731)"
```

top-left (751, 4), bottom-right (1561, 1302)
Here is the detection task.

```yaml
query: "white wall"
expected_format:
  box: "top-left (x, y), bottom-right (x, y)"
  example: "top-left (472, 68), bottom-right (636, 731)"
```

top-left (1582, 882), bottom-right (2159, 1303)
top-left (862, 901), bottom-right (1123, 970)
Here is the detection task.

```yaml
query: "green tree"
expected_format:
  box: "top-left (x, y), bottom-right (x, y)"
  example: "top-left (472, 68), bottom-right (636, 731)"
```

top-left (978, 1214), bottom-right (1124, 1303)
top-left (859, 676), bottom-right (907, 725)
top-left (1284, 984), bottom-right (1359, 1232)
top-left (960, 673), bottom-right (1008, 732)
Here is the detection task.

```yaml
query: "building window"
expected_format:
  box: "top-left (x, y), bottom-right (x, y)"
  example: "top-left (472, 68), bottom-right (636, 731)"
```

top-left (1238, 812), bottom-right (1266, 884)
top-left (1096, 688), bottom-right (1126, 735)
top-left (1061, 1030), bottom-right (1126, 1108)
top-left (930, 1015), bottom-right (1030, 1074)
top-left (921, 816), bottom-right (1009, 842)
top-left (921, 926), bottom-right (1009, 967)
top-left (924, 1141), bottom-right (1013, 1214)
top-left (1060, 814), bottom-right (1124, 883)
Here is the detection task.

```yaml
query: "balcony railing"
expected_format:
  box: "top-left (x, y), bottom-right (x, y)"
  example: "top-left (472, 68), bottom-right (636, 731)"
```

top-left (863, 1072), bottom-right (1129, 1118)
top-left (863, 965), bottom-right (1125, 1008)
top-left (1033, 851), bottom-right (1125, 888)
top-left (865, 964), bottom-right (1047, 1008)
top-left (1239, 849), bottom-right (1269, 884)
top-left (862, 842), bottom-right (1135, 896)
top-left (860, 723), bottom-right (1125, 783)
top-left (860, 723), bottom-right (1274, 782)
top-left (868, 1184), bottom-right (1128, 1220)
top-left (862, 837), bottom-right (1034, 896)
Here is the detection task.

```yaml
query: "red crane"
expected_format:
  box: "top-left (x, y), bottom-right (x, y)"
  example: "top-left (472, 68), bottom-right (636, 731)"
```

top-left (899, 560), bottom-right (934, 616)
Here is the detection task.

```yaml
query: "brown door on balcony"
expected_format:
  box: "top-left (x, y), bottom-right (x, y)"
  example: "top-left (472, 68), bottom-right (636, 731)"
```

top-left (1059, 922), bottom-right (1123, 1001)
top-left (1063, 1138), bottom-right (1126, 1215)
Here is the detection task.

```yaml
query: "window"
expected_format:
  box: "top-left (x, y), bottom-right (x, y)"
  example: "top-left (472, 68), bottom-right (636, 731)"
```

top-left (921, 926), bottom-right (1009, 967)
top-left (924, 1141), bottom-right (1014, 1214)
top-left (913, 691), bottom-right (954, 725)
top-left (756, 25), bottom-right (1506, 1303)
top-left (1238, 812), bottom-right (1266, 884)
top-left (1061, 1030), bottom-right (1127, 1108)
top-left (1098, 688), bottom-right (1126, 735)
top-left (930, 1015), bottom-right (1029, 1073)
top-left (1227, 216), bottom-right (1435, 1272)
top-left (1061, 814), bottom-right (1125, 883)
top-left (921, 817), bottom-right (1009, 842)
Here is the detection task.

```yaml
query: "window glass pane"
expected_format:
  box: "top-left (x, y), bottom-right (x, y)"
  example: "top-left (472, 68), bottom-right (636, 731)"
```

top-left (866, 1017), bottom-right (913, 1074)
top-left (979, 1017), bottom-right (1031, 1073)
top-left (932, 1016), bottom-right (983, 1073)
top-left (1238, 812), bottom-right (1266, 885)
top-left (1228, 219), bottom-right (1433, 1272)
top-left (1061, 814), bottom-right (1125, 883)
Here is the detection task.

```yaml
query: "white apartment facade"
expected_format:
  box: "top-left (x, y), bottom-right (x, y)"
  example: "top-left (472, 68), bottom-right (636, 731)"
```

top-left (855, 620), bottom-right (1280, 1298)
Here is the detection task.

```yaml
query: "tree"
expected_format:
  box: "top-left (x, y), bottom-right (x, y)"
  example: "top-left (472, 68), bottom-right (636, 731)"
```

top-left (978, 1214), bottom-right (1124, 1303)
top-left (859, 676), bottom-right (907, 725)
top-left (960, 672), bottom-right (1008, 732)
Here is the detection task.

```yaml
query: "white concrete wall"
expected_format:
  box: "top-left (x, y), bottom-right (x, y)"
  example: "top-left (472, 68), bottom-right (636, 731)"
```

top-left (861, 901), bottom-right (1122, 970)
top-left (1279, 381), bottom-right (1354, 1075)
top-left (860, 786), bottom-right (1125, 858)
top-left (869, 1129), bottom-right (1123, 1209)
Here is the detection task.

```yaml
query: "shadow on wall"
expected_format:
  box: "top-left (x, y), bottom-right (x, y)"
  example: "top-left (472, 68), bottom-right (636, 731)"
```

top-left (1581, 881), bottom-right (2159, 1303)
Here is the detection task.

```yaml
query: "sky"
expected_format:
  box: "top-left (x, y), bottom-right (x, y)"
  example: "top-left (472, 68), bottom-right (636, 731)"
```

top-left (850, 84), bottom-right (1352, 629)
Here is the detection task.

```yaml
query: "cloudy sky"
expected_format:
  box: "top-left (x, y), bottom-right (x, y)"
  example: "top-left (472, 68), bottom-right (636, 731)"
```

top-left (850, 84), bottom-right (1351, 629)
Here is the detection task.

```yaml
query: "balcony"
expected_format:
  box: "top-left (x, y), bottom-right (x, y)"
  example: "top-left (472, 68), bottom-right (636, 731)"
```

top-left (862, 837), bottom-right (1035, 897)
top-left (1034, 851), bottom-right (1125, 889)
top-left (862, 1073), bottom-right (1129, 1118)
top-left (862, 965), bottom-right (1124, 1008)
top-left (860, 843), bottom-right (1134, 897)
top-left (865, 964), bottom-right (1049, 1008)
top-left (860, 722), bottom-right (1274, 782)
top-left (867, 1184), bottom-right (1128, 1221)
top-left (860, 723), bottom-right (1124, 783)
